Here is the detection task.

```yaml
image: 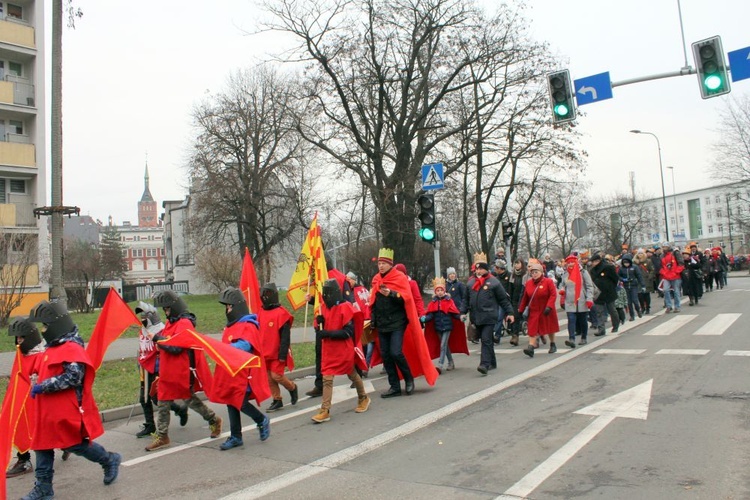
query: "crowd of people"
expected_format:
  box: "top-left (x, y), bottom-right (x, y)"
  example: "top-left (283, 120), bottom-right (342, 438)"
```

top-left (3, 242), bottom-right (732, 499)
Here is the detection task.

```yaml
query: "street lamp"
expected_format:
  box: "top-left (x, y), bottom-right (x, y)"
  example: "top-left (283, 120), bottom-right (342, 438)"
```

top-left (630, 130), bottom-right (669, 242)
top-left (667, 166), bottom-right (678, 237)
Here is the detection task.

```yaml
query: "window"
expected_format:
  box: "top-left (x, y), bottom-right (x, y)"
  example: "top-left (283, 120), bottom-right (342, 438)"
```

top-left (716, 209), bottom-right (722, 218)
top-left (707, 212), bottom-right (712, 220)
top-left (715, 196), bottom-right (721, 203)
top-left (669, 203), bottom-right (674, 212)
top-left (708, 225), bottom-right (713, 234)
top-left (696, 214), bottom-right (701, 222)
top-left (718, 224), bottom-right (724, 233)
top-left (146, 248), bottom-right (158, 257)
top-left (121, 249), bottom-right (127, 257)
top-left (134, 249), bottom-right (143, 258)
top-left (9, 179), bottom-right (25, 194)
top-left (670, 217), bottom-right (675, 226)
top-left (7, 4), bottom-right (23, 20)
top-left (134, 235), bottom-right (141, 241)
top-left (705, 197), bottom-right (711, 205)
top-left (8, 62), bottom-right (22, 77)
top-left (679, 216), bottom-right (684, 224)
top-left (678, 201), bottom-right (683, 210)
top-left (9, 120), bottom-right (23, 134)
top-left (697, 228), bottom-right (703, 236)
top-left (0, 179), bottom-right (5, 203)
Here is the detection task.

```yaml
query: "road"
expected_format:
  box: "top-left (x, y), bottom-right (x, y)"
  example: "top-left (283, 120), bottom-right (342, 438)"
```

top-left (6, 275), bottom-right (750, 499)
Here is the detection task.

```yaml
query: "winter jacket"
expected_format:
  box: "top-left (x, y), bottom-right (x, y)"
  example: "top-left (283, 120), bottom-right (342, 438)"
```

top-left (560, 268), bottom-right (594, 313)
top-left (617, 254), bottom-right (645, 290)
top-left (635, 253), bottom-right (656, 293)
top-left (590, 260), bottom-right (619, 304)
top-left (465, 274), bottom-right (513, 326)
top-left (446, 279), bottom-right (467, 312)
top-left (423, 295), bottom-right (460, 332)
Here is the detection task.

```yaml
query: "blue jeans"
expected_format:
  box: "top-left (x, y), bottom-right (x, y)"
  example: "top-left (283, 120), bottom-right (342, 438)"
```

top-left (379, 329), bottom-right (412, 391)
top-left (624, 287), bottom-right (641, 317)
top-left (365, 342), bottom-right (375, 367)
top-left (663, 279), bottom-right (682, 310)
top-left (437, 330), bottom-right (453, 367)
top-left (493, 310), bottom-right (506, 337)
top-left (35, 439), bottom-right (112, 485)
top-left (566, 311), bottom-right (589, 340)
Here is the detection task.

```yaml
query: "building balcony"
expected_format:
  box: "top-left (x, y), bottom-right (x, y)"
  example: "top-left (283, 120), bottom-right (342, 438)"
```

top-left (0, 19), bottom-right (35, 49)
top-left (0, 200), bottom-right (36, 227)
top-left (0, 77), bottom-right (35, 107)
top-left (0, 140), bottom-right (35, 167)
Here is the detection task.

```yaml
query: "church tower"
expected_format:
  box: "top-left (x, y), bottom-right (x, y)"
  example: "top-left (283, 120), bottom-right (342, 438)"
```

top-left (138, 164), bottom-right (158, 227)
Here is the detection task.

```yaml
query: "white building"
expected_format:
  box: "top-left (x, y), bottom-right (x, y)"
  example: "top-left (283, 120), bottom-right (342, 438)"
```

top-left (0, 0), bottom-right (49, 315)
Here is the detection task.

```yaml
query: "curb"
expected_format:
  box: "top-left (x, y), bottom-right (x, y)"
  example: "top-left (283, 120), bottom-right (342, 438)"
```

top-left (100, 365), bottom-right (318, 423)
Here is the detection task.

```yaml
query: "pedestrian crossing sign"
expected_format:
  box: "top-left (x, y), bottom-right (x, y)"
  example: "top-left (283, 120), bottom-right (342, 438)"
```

top-left (421, 162), bottom-right (444, 191)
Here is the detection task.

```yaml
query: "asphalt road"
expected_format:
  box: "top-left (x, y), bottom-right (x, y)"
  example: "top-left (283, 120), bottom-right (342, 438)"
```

top-left (6, 275), bottom-right (750, 500)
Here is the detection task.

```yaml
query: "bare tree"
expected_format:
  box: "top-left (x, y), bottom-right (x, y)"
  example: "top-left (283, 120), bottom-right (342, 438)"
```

top-left (187, 66), bottom-right (312, 282)
top-left (263, 0), bottom-right (552, 268)
top-left (193, 245), bottom-right (242, 293)
top-left (713, 95), bottom-right (750, 182)
top-left (584, 194), bottom-right (656, 255)
top-left (0, 233), bottom-right (39, 326)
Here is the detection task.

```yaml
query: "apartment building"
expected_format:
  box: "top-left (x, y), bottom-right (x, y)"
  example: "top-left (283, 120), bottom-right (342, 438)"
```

top-left (0, 0), bottom-right (48, 315)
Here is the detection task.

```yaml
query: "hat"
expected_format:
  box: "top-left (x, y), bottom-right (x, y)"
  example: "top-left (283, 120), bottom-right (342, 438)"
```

top-left (346, 271), bottom-right (357, 281)
top-left (394, 263), bottom-right (407, 274)
top-left (377, 248), bottom-right (394, 265)
top-left (589, 253), bottom-right (602, 262)
top-left (495, 259), bottom-right (506, 268)
top-left (446, 267), bottom-right (456, 276)
top-left (528, 259), bottom-right (544, 273)
top-left (432, 277), bottom-right (446, 291)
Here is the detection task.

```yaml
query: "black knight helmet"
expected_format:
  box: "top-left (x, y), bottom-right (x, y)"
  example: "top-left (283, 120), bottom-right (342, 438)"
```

top-left (322, 279), bottom-right (343, 309)
top-left (8, 316), bottom-right (42, 354)
top-left (28, 300), bottom-right (75, 344)
top-left (218, 287), bottom-right (250, 324)
top-left (260, 282), bottom-right (279, 308)
top-left (154, 290), bottom-right (188, 321)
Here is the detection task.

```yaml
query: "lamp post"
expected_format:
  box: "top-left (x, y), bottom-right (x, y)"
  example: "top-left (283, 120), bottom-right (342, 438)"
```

top-left (630, 130), bottom-right (669, 242)
top-left (667, 166), bottom-right (678, 237)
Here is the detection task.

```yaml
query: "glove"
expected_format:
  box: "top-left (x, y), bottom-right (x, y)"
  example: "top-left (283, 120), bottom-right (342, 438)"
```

top-left (420, 316), bottom-right (427, 323)
top-left (315, 315), bottom-right (324, 328)
top-left (641, 287), bottom-right (646, 294)
top-left (30, 384), bottom-right (43, 399)
top-left (586, 301), bottom-right (594, 309)
top-left (543, 307), bottom-right (552, 316)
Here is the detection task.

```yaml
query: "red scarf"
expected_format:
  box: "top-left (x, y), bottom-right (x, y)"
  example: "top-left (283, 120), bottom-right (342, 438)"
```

top-left (565, 256), bottom-right (582, 303)
top-left (472, 273), bottom-right (489, 291)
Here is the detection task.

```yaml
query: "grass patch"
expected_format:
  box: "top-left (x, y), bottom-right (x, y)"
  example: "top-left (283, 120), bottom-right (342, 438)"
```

top-left (1, 294), bottom-right (316, 353)
top-left (0, 342), bottom-right (316, 410)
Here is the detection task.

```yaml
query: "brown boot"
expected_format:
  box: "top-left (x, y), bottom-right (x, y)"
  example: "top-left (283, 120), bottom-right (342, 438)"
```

top-left (311, 408), bottom-right (330, 423)
top-left (209, 416), bottom-right (223, 438)
top-left (145, 434), bottom-right (170, 452)
top-left (355, 396), bottom-right (371, 413)
top-left (510, 335), bottom-right (519, 346)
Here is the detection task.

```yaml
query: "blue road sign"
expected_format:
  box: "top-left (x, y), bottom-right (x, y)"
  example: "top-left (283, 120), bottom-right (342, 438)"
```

top-left (651, 233), bottom-right (660, 243)
top-left (728, 46), bottom-right (750, 82)
top-left (573, 72), bottom-right (613, 106)
top-left (421, 162), bottom-right (444, 191)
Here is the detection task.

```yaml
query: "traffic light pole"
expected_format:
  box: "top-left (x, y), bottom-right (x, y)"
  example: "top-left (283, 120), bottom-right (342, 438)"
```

top-left (433, 239), bottom-right (441, 282)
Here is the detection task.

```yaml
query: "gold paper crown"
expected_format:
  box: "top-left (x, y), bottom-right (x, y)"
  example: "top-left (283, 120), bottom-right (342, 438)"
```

top-left (432, 277), bottom-right (446, 290)
top-left (473, 252), bottom-right (487, 265)
top-left (378, 247), bottom-right (394, 263)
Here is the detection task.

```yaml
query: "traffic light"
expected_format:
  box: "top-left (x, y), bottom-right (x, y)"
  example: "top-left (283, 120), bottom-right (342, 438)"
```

top-left (546, 70), bottom-right (576, 124)
top-left (502, 221), bottom-right (514, 242)
top-left (692, 36), bottom-right (731, 99)
top-left (417, 193), bottom-right (436, 243)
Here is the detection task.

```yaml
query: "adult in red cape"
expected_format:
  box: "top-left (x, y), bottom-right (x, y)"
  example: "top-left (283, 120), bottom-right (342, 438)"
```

top-left (394, 263), bottom-right (426, 317)
top-left (519, 260), bottom-right (560, 357)
top-left (369, 248), bottom-right (439, 398)
top-left (145, 291), bottom-right (222, 452)
top-left (258, 282), bottom-right (299, 412)
top-left (423, 279), bottom-right (469, 373)
top-left (22, 301), bottom-right (122, 499)
top-left (311, 279), bottom-right (371, 423)
top-left (209, 287), bottom-right (271, 450)
top-left (3, 317), bottom-right (44, 480)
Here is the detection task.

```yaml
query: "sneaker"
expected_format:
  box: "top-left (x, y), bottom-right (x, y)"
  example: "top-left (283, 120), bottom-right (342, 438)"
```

top-left (267, 399), bottom-right (284, 412)
top-left (103, 452), bottom-right (121, 485)
top-left (637, 310), bottom-right (643, 318)
top-left (665, 308), bottom-right (672, 313)
top-left (548, 343), bottom-right (557, 354)
top-left (209, 416), bottom-right (223, 438)
top-left (436, 365), bottom-right (443, 375)
top-left (289, 385), bottom-right (299, 405)
top-left (355, 396), bottom-right (371, 413)
top-left (145, 434), bottom-right (170, 452)
top-left (220, 436), bottom-right (244, 450)
top-left (20, 483), bottom-right (54, 500)
top-left (674, 308), bottom-right (681, 313)
top-left (177, 406), bottom-right (189, 427)
top-left (136, 424), bottom-right (156, 438)
top-left (306, 386), bottom-right (323, 398)
top-left (578, 339), bottom-right (588, 345)
top-left (6, 458), bottom-right (33, 478)
top-left (493, 334), bottom-right (501, 345)
top-left (594, 329), bottom-right (606, 337)
top-left (311, 409), bottom-right (330, 423)
top-left (564, 340), bottom-right (575, 349)
top-left (446, 362), bottom-right (455, 371)
top-left (523, 345), bottom-right (535, 358)
top-left (477, 365), bottom-right (488, 375)
top-left (61, 450), bottom-right (71, 461)
top-left (258, 416), bottom-right (271, 441)
top-left (611, 326), bottom-right (619, 333)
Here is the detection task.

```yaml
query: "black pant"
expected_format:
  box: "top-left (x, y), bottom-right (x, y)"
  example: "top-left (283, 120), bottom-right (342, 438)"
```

top-left (314, 331), bottom-right (323, 389)
top-left (227, 399), bottom-right (265, 439)
top-left (379, 329), bottom-right (413, 391)
top-left (477, 324), bottom-right (497, 369)
top-left (594, 301), bottom-right (620, 330)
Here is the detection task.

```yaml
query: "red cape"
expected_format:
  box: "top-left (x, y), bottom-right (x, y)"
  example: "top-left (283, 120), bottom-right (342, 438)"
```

top-left (257, 306), bottom-right (295, 374)
top-left (368, 269), bottom-right (439, 386)
top-left (32, 341), bottom-right (104, 450)
top-left (156, 318), bottom-right (214, 401)
top-left (423, 297), bottom-right (470, 359)
top-left (320, 302), bottom-right (366, 375)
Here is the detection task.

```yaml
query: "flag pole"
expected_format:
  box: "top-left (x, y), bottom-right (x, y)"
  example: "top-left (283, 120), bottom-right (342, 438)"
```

top-left (302, 272), bottom-right (313, 342)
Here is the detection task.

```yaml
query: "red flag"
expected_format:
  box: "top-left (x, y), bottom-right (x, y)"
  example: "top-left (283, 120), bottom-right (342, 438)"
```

top-left (86, 288), bottom-right (142, 371)
top-left (0, 349), bottom-right (31, 499)
top-left (240, 247), bottom-right (261, 314)
top-left (159, 329), bottom-right (263, 376)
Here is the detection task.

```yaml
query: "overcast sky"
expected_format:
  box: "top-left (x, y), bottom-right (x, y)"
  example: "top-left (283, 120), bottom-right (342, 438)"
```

top-left (54, 0), bottom-right (750, 225)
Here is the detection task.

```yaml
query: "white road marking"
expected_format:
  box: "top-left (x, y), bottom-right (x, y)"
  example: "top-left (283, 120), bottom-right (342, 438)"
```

top-left (220, 330), bottom-right (624, 499)
top-left (724, 350), bottom-right (750, 356)
top-left (123, 380), bottom-right (376, 467)
top-left (693, 313), bottom-right (742, 335)
top-left (655, 349), bottom-right (710, 355)
top-left (643, 314), bottom-right (697, 336)
top-left (498, 380), bottom-right (653, 499)
top-left (595, 348), bottom-right (647, 355)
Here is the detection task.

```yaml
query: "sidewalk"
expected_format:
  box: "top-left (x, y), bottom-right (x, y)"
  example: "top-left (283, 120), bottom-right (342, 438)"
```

top-left (0, 326), bottom-right (316, 378)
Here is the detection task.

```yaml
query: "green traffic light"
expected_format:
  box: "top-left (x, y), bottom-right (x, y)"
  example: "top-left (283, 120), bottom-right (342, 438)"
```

top-left (419, 227), bottom-right (435, 242)
top-left (554, 103), bottom-right (569, 117)
top-left (704, 74), bottom-right (722, 90)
